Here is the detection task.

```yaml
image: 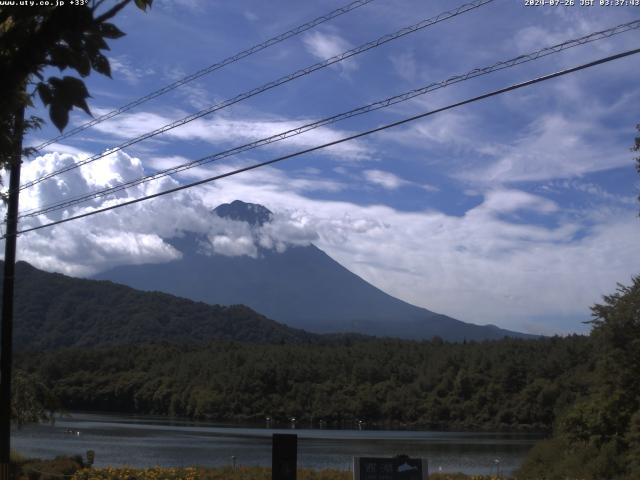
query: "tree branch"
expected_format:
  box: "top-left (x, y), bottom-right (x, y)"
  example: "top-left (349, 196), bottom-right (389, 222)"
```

top-left (92, 0), bottom-right (107, 12)
top-left (94, 0), bottom-right (131, 23)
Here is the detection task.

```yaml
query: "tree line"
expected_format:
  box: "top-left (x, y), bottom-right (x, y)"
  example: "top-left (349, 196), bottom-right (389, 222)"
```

top-left (17, 334), bottom-right (591, 431)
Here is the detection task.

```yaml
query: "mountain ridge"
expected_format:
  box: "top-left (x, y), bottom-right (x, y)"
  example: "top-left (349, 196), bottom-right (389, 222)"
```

top-left (1, 260), bottom-right (327, 351)
top-left (213, 199), bottom-right (273, 226)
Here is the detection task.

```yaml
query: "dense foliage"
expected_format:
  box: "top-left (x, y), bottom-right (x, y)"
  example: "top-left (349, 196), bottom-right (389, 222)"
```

top-left (1, 0), bottom-right (152, 166)
top-left (12, 454), bottom-right (85, 480)
top-left (18, 335), bottom-right (591, 430)
top-left (517, 276), bottom-right (640, 480)
top-left (11, 369), bottom-right (57, 427)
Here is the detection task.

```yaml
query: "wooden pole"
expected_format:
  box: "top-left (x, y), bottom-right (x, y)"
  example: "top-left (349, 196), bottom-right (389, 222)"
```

top-left (0, 103), bottom-right (24, 480)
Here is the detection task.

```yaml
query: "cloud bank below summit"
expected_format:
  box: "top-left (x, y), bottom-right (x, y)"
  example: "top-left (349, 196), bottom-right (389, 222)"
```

top-left (11, 151), bottom-right (322, 274)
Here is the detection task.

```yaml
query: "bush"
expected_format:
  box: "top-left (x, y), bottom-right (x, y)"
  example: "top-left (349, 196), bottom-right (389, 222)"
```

top-left (13, 455), bottom-right (84, 480)
top-left (70, 466), bottom-right (352, 480)
top-left (515, 436), bottom-right (629, 480)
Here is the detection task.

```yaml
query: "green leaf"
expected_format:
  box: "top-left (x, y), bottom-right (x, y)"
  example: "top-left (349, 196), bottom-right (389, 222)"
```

top-left (134, 0), bottom-right (153, 11)
top-left (50, 103), bottom-right (69, 132)
top-left (45, 76), bottom-right (92, 130)
top-left (60, 76), bottom-right (88, 95)
top-left (60, 76), bottom-right (91, 115)
top-left (36, 83), bottom-right (53, 106)
top-left (91, 53), bottom-right (111, 78)
top-left (74, 53), bottom-right (91, 77)
top-left (47, 76), bottom-right (63, 89)
top-left (91, 53), bottom-right (111, 77)
top-left (99, 22), bottom-right (125, 39)
top-left (86, 33), bottom-right (110, 52)
top-left (49, 46), bottom-right (74, 70)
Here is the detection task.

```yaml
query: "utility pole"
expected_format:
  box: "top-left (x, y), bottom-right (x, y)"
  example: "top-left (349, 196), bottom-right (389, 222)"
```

top-left (0, 104), bottom-right (24, 480)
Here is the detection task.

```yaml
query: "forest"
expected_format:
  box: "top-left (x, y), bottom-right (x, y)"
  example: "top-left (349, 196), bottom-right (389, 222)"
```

top-left (14, 274), bottom-right (640, 479)
top-left (3, 260), bottom-right (324, 350)
top-left (17, 334), bottom-right (590, 430)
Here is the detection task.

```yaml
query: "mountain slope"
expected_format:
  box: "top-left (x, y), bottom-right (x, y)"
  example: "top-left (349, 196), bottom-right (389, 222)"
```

top-left (95, 200), bottom-right (534, 341)
top-left (1, 261), bottom-right (319, 351)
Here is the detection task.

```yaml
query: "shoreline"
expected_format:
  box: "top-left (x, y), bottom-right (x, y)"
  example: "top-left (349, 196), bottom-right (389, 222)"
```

top-left (59, 409), bottom-right (551, 435)
top-left (13, 412), bottom-right (537, 476)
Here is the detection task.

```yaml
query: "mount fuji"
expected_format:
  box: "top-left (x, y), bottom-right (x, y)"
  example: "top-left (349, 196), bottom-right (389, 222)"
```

top-left (94, 200), bottom-right (534, 341)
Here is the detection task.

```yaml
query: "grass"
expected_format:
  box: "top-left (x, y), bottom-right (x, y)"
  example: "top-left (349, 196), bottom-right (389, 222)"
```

top-left (11, 456), bottom-right (506, 480)
top-left (70, 467), bottom-right (503, 480)
top-left (69, 466), bottom-right (350, 480)
top-left (71, 467), bottom-right (504, 480)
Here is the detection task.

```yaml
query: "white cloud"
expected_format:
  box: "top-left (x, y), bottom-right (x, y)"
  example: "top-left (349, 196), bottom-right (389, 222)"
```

top-left (480, 189), bottom-right (558, 214)
top-left (17, 150), bottom-right (152, 218)
top-left (108, 56), bottom-right (156, 85)
top-left (460, 114), bottom-right (632, 183)
top-left (145, 156), bottom-right (347, 195)
top-left (421, 183), bottom-right (439, 193)
top-left (307, 199), bottom-right (637, 335)
top-left (549, 179), bottom-right (637, 206)
top-left (363, 169), bottom-right (409, 190)
top-left (362, 170), bottom-right (438, 193)
top-left (302, 31), bottom-right (358, 74)
top-left (194, 173), bottom-right (639, 334)
top-left (25, 141), bottom-right (90, 157)
top-left (259, 211), bottom-right (319, 252)
top-left (161, 66), bottom-right (213, 110)
top-left (243, 10), bottom-right (258, 22)
top-left (89, 109), bottom-right (371, 161)
top-left (383, 110), bottom-right (480, 153)
top-left (5, 145), bottom-right (640, 335)
top-left (208, 234), bottom-right (257, 257)
top-left (155, 0), bottom-right (205, 12)
top-left (390, 51), bottom-right (418, 83)
top-left (3, 151), bottom-right (206, 276)
top-left (202, 213), bottom-right (317, 258)
top-left (5, 150), bottom-right (334, 275)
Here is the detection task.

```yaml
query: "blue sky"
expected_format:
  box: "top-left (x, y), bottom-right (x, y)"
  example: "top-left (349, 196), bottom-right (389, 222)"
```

top-left (9, 0), bottom-right (640, 335)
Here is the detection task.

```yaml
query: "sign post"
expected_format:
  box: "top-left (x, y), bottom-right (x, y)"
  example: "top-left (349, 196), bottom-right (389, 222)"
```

top-left (353, 455), bottom-right (427, 480)
top-left (272, 433), bottom-right (297, 480)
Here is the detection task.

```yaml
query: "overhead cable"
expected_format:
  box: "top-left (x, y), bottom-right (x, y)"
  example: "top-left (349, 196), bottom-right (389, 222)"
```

top-left (19, 19), bottom-right (640, 219)
top-left (19, 0), bottom-right (495, 191)
top-left (32, 0), bottom-right (377, 151)
top-left (10, 47), bottom-right (640, 238)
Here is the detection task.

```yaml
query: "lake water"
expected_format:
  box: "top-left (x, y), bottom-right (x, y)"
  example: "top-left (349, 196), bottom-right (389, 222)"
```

top-left (12, 413), bottom-right (543, 476)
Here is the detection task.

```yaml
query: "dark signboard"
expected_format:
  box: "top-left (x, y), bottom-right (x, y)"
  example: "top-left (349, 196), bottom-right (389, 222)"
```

top-left (355, 456), bottom-right (426, 480)
top-left (272, 433), bottom-right (297, 480)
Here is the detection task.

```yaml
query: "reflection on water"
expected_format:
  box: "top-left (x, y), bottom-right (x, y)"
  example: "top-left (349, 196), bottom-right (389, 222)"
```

top-left (12, 413), bottom-right (543, 476)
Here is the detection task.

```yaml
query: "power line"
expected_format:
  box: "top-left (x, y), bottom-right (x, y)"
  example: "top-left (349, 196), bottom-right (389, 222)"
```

top-left (11, 47), bottom-right (639, 238)
top-left (19, 0), bottom-right (495, 192)
top-left (32, 0), bottom-right (377, 152)
top-left (19, 19), bottom-right (640, 219)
